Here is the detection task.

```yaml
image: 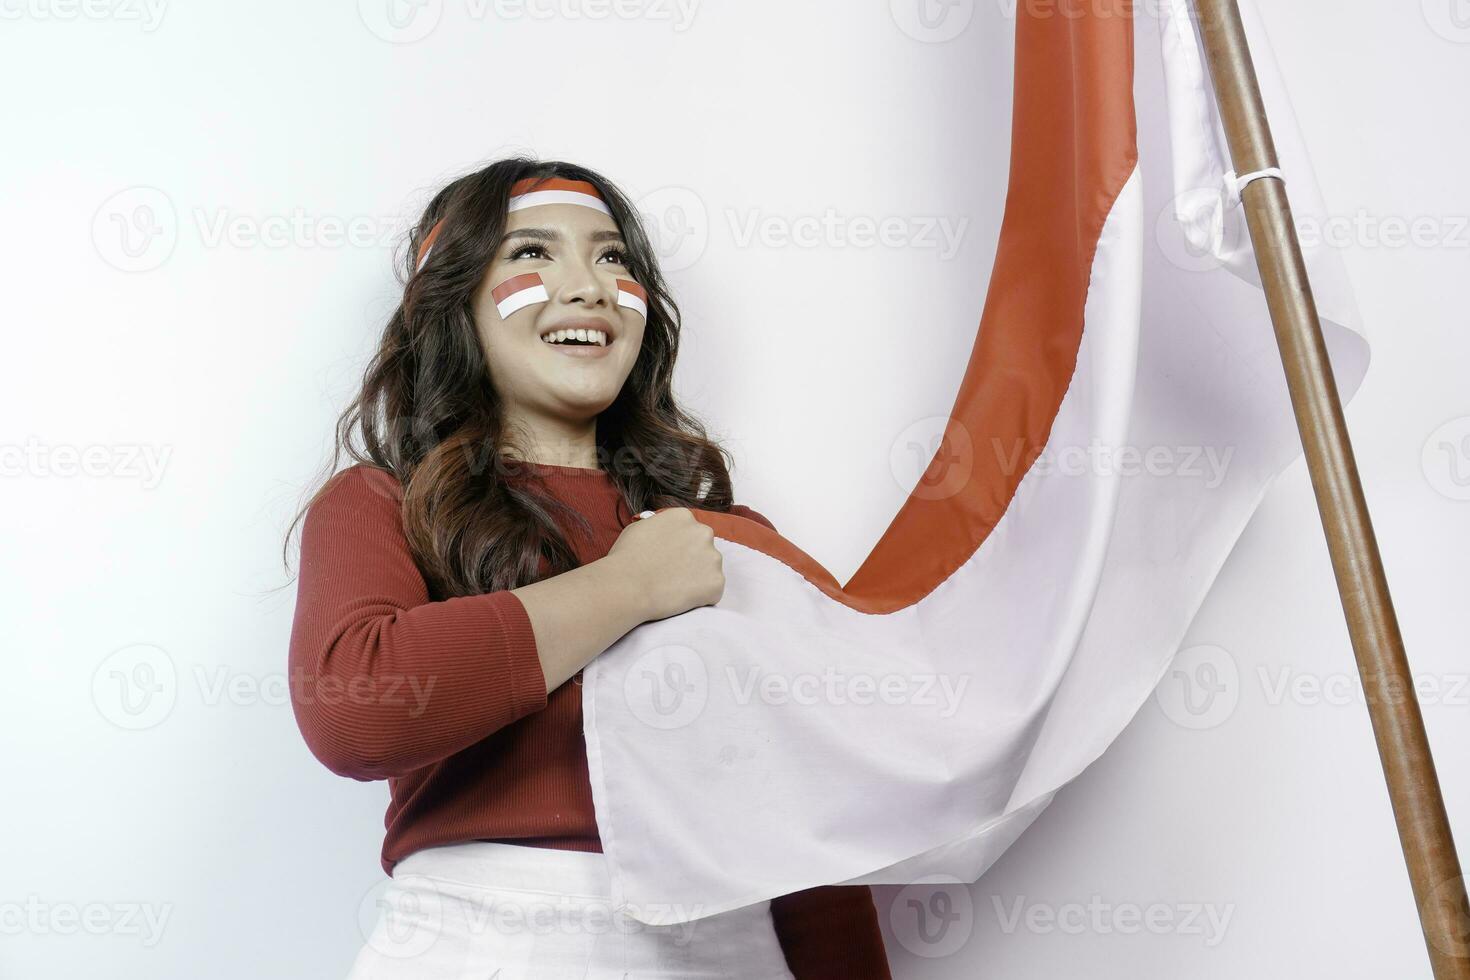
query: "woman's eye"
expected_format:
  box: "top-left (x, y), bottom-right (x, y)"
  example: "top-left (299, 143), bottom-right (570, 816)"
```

top-left (506, 242), bottom-right (626, 264)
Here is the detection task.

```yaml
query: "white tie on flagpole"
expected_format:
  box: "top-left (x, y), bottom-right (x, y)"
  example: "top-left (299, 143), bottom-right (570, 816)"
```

top-left (1224, 166), bottom-right (1286, 208)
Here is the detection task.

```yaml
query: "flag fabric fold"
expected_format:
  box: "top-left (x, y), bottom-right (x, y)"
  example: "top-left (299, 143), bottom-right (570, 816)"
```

top-left (581, 0), bottom-right (1370, 924)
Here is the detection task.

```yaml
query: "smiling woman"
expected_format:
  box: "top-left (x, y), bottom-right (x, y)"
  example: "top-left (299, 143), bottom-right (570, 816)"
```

top-left (470, 179), bottom-right (647, 407)
top-left (281, 159), bottom-right (892, 979)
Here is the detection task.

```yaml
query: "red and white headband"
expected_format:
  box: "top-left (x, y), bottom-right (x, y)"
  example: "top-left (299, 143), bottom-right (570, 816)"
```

top-left (415, 177), bottom-right (613, 273)
top-left (505, 177), bottom-right (613, 218)
top-left (414, 176), bottom-right (645, 322)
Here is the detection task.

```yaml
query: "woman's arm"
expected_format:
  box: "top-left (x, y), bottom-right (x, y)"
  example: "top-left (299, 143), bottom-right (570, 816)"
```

top-left (727, 503), bottom-right (893, 979)
top-left (287, 465), bottom-right (650, 780)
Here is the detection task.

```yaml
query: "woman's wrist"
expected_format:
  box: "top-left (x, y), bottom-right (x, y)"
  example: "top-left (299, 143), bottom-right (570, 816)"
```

top-left (588, 551), bottom-right (654, 630)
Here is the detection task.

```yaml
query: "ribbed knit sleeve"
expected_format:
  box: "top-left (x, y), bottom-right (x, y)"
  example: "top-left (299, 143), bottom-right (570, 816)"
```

top-left (770, 885), bottom-right (893, 980)
top-left (728, 503), bottom-right (893, 979)
top-left (288, 465), bottom-right (549, 781)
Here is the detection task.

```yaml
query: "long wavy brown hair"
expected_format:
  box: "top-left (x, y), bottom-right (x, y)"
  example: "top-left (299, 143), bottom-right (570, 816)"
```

top-left (281, 157), bottom-right (743, 600)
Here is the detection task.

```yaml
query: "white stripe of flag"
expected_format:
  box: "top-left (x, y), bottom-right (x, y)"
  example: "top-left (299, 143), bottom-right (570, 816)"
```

top-left (507, 190), bottom-right (613, 216)
top-left (492, 273), bottom-right (550, 319)
top-left (616, 280), bottom-right (648, 320)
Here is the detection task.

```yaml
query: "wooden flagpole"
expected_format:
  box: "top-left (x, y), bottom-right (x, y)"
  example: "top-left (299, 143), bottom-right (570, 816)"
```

top-left (1190, 1), bottom-right (1470, 974)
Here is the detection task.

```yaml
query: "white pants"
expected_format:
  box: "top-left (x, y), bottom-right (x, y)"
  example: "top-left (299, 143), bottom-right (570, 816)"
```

top-left (345, 841), bottom-right (796, 979)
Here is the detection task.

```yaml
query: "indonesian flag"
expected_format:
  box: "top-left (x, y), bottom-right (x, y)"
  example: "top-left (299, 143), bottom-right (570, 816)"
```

top-left (490, 273), bottom-right (548, 319)
top-left (490, 273), bottom-right (645, 321)
top-left (615, 279), bottom-right (648, 320)
top-left (579, 0), bottom-right (1370, 925)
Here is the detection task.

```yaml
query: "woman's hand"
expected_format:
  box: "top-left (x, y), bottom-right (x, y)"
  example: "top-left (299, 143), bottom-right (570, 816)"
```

top-left (605, 508), bottom-right (726, 622)
top-left (509, 507), bottom-right (723, 693)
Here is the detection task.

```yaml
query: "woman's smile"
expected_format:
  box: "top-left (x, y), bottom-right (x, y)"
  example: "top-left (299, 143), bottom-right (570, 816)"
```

top-left (537, 314), bottom-right (617, 358)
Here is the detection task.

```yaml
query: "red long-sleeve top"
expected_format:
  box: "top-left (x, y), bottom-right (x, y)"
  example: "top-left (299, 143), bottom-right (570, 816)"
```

top-left (288, 462), bottom-right (891, 979)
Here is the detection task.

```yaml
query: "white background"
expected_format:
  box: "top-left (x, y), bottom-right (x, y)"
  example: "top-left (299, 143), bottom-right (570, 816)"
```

top-left (1, 1), bottom-right (1467, 977)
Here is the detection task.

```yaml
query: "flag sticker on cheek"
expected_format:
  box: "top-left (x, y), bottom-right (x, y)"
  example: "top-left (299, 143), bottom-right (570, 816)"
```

top-left (616, 280), bottom-right (648, 321)
top-left (490, 273), bottom-right (550, 320)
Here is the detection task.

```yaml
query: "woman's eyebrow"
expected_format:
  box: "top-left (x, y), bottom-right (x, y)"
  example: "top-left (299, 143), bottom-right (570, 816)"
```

top-left (502, 227), bottom-right (625, 244)
top-left (503, 227), bottom-right (559, 242)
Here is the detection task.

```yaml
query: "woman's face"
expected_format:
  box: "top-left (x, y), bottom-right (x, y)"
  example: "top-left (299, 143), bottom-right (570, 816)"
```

top-left (471, 200), bottom-right (646, 426)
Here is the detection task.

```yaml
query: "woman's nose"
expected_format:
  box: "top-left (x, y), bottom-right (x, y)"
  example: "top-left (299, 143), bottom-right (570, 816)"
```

top-left (553, 260), bottom-right (613, 307)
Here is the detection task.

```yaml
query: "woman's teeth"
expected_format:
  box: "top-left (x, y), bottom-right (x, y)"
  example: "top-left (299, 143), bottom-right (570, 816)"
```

top-left (542, 328), bottom-right (608, 347)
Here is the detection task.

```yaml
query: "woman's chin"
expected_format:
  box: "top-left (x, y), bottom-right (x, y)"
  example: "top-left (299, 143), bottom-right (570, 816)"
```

top-left (540, 375), bottom-right (621, 415)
